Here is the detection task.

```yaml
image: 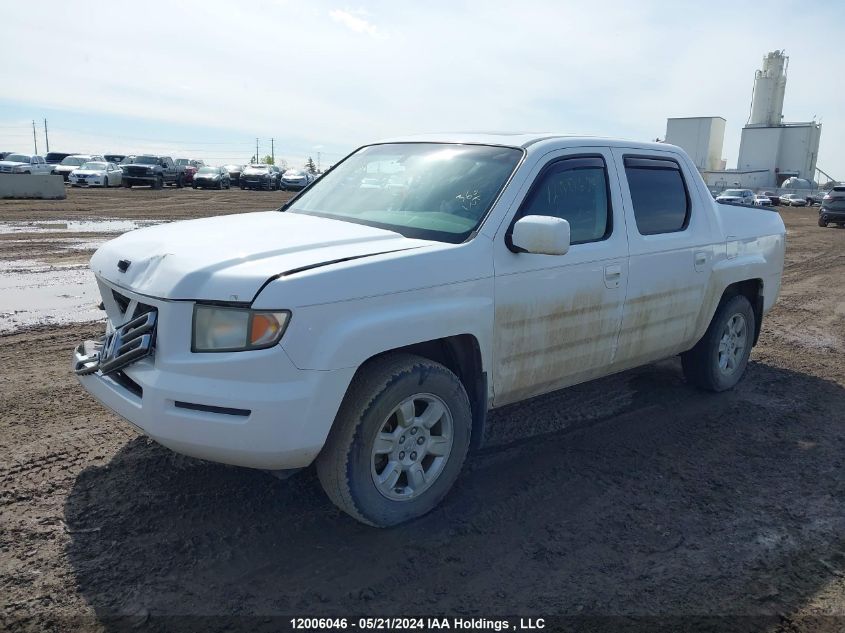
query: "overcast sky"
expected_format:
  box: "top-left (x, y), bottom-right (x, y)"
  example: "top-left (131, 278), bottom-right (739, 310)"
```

top-left (1, 0), bottom-right (842, 178)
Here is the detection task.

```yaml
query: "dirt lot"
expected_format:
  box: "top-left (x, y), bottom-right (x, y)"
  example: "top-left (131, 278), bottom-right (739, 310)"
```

top-left (1, 189), bottom-right (844, 632)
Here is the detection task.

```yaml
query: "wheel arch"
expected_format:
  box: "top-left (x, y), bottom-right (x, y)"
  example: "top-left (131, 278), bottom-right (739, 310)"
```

top-left (347, 334), bottom-right (488, 452)
top-left (692, 277), bottom-right (763, 351)
top-left (720, 278), bottom-right (764, 346)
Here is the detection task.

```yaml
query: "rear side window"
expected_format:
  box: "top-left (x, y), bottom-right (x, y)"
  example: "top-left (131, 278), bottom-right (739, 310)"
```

top-left (518, 156), bottom-right (611, 244)
top-left (624, 156), bottom-right (690, 235)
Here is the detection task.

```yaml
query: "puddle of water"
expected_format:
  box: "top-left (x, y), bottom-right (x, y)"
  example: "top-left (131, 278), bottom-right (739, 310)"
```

top-left (0, 219), bottom-right (163, 234)
top-left (0, 260), bottom-right (103, 333)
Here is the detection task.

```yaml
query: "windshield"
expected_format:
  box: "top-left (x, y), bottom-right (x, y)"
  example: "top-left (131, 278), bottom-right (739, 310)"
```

top-left (61, 156), bottom-right (88, 166)
top-left (175, 159), bottom-right (190, 166)
top-left (722, 189), bottom-right (745, 196)
top-left (248, 165), bottom-right (270, 171)
top-left (81, 162), bottom-right (107, 170)
top-left (4, 154), bottom-right (30, 163)
top-left (134, 156), bottom-right (161, 165)
top-left (284, 170), bottom-right (305, 178)
top-left (287, 143), bottom-right (522, 243)
top-left (198, 167), bottom-right (217, 174)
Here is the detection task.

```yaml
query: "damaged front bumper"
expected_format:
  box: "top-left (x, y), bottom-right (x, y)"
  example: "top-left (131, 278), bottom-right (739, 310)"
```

top-left (71, 279), bottom-right (356, 470)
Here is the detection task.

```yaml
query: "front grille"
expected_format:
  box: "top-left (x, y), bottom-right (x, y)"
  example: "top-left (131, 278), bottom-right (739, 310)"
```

top-left (112, 290), bottom-right (130, 315)
top-left (99, 311), bottom-right (157, 375)
top-left (126, 166), bottom-right (150, 177)
top-left (112, 289), bottom-right (155, 321)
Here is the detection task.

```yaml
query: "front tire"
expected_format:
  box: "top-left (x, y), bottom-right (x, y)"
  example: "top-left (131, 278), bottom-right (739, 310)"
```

top-left (682, 294), bottom-right (756, 392)
top-left (819, 216), bottom-right (828, 227)
top-left (316, 353), bottom-right (471, 527)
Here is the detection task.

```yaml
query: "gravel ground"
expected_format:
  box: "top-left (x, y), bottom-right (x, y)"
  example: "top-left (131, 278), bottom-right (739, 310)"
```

top-left (1, 190), bottom-right (844, 632)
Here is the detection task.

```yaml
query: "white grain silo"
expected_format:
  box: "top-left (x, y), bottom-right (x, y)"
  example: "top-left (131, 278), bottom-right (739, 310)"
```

top-left (749, 50), bottom-right (788, 127)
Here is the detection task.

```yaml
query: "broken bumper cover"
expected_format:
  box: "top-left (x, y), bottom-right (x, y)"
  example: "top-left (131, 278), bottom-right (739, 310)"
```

top-left (72, 300), bottom-right (355, 470)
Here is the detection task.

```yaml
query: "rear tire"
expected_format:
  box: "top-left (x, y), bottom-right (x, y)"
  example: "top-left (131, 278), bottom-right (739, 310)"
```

top-left (682, 294), bottom-right (756, 392)
top-left (316, 353), bottom-right (472, 527)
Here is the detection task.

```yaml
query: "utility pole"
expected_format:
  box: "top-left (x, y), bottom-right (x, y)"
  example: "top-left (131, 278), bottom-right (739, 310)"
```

top-left (256, 138), bottom-right (259, 164)
top-left (43, 118), bottom-right (49, 153)
top-left (32, 120), bottom-right (38, 154)
top-left (317, 151), bottom-right (321, 173)
top-left (271, 138), bottom-right (275, 164)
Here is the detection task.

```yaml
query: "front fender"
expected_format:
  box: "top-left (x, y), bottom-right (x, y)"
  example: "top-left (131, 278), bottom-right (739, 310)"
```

top-left (279, 277), bottom-right (495, 373)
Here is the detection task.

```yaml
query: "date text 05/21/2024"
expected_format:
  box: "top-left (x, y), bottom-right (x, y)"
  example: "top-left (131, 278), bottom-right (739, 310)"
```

top-left (289, 617), bottom-right (546, 630)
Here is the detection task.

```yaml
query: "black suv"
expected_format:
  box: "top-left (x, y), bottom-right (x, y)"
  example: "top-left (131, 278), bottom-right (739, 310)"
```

top-left (818, 186), bottom-right (845, 228)
top-left (45, 152), bottom-right (78, 165)
top-left (121, 155), bottom-right (184, 189)
top-left (240, 163), bottom-right (280, 190)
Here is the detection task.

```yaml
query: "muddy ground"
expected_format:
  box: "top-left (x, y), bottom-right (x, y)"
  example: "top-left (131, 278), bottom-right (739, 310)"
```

top-left (1, 189), bottom-right (844, 632)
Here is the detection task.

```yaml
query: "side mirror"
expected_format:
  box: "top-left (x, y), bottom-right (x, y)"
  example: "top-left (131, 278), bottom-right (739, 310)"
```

top-left (510, 215), bottom-right (571, 256)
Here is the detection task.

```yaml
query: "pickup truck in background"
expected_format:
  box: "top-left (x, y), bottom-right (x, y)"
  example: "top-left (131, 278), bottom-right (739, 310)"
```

top-left (72, 134), bottom-right (786, 527)
top-left (0, 153), bottom-right (54, 174)
top-left (120, 155), bottom-right (184, 189)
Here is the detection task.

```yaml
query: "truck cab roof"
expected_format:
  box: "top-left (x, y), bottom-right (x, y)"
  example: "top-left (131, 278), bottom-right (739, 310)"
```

top-left (376, 132), bottom-right (676, 154)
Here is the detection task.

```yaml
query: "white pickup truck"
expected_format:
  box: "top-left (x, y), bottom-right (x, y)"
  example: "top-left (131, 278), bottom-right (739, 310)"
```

top-left (73, 134), bottom-right (785, 526)
top-left (0, 153), bottom-right (54, 174)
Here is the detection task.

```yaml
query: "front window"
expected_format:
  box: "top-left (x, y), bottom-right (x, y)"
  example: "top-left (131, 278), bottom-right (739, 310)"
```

top-left (287, 143), bottom-right (523, 243)
top-left (518, 156), bottom-right (611, 244)
top-left (175, 159), bottom-right (190, 166)
top-left (4, 154), bottom-right (30, 163)
top-left (722, 189), bottom-right (744, 197)
top-left (198, 167), bottom-right (217, 174)
top-left (61, 156), bottom-right (87, 166)
top-left (134, 156), bottom-right (161, 165)
top-left (81, 162), bottom-right (107, 170)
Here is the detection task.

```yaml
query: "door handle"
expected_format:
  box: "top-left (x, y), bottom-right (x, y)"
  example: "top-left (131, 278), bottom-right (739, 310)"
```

top-left (604, 264), bottom-right (622, 289)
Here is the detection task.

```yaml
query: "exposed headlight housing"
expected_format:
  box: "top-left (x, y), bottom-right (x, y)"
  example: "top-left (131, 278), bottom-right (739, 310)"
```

top-left (192, 305), bottom-right (290, 352)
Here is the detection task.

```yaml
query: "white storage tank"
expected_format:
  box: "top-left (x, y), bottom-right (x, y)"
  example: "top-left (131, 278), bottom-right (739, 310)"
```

top-left (749, 51), bottom-right (788, 127)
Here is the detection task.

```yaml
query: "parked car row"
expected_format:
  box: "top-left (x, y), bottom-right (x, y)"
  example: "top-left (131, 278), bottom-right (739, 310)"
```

top-left (0, 150), bottom-right (320, 192)
top-left (710, 188), bottom-right (838, 208)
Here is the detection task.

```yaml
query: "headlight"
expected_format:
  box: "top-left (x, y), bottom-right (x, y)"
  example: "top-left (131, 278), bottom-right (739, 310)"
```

top-left (192, 305), bottom-right (290, 352)
top-left (12, 165), bottom-right (27, 173)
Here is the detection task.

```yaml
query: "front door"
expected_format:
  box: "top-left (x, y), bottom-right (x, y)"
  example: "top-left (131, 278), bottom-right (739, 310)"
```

top-left (492, 148), bottom-right (628, 406)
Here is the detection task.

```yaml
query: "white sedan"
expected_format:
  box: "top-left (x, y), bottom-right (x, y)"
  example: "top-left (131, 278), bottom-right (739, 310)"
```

top-left (68, 161), bottom-right (123, 188)
top-left (754, 195), bottom-right (772, 206)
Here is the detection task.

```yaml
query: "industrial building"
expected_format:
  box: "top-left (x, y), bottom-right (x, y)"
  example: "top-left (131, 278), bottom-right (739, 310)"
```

top-left (665, 50), bottom-right (825, 191)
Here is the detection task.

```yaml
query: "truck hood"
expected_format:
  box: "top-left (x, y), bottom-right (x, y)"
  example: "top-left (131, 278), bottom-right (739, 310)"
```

top-left (90, 211), bottom-right (431, 301)
top-left (0, 160), bottom-right (26, 167)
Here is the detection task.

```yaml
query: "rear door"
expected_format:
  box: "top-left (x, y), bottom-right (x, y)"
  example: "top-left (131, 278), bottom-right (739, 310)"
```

top-left (609, 148), bottom-right (716, 371)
